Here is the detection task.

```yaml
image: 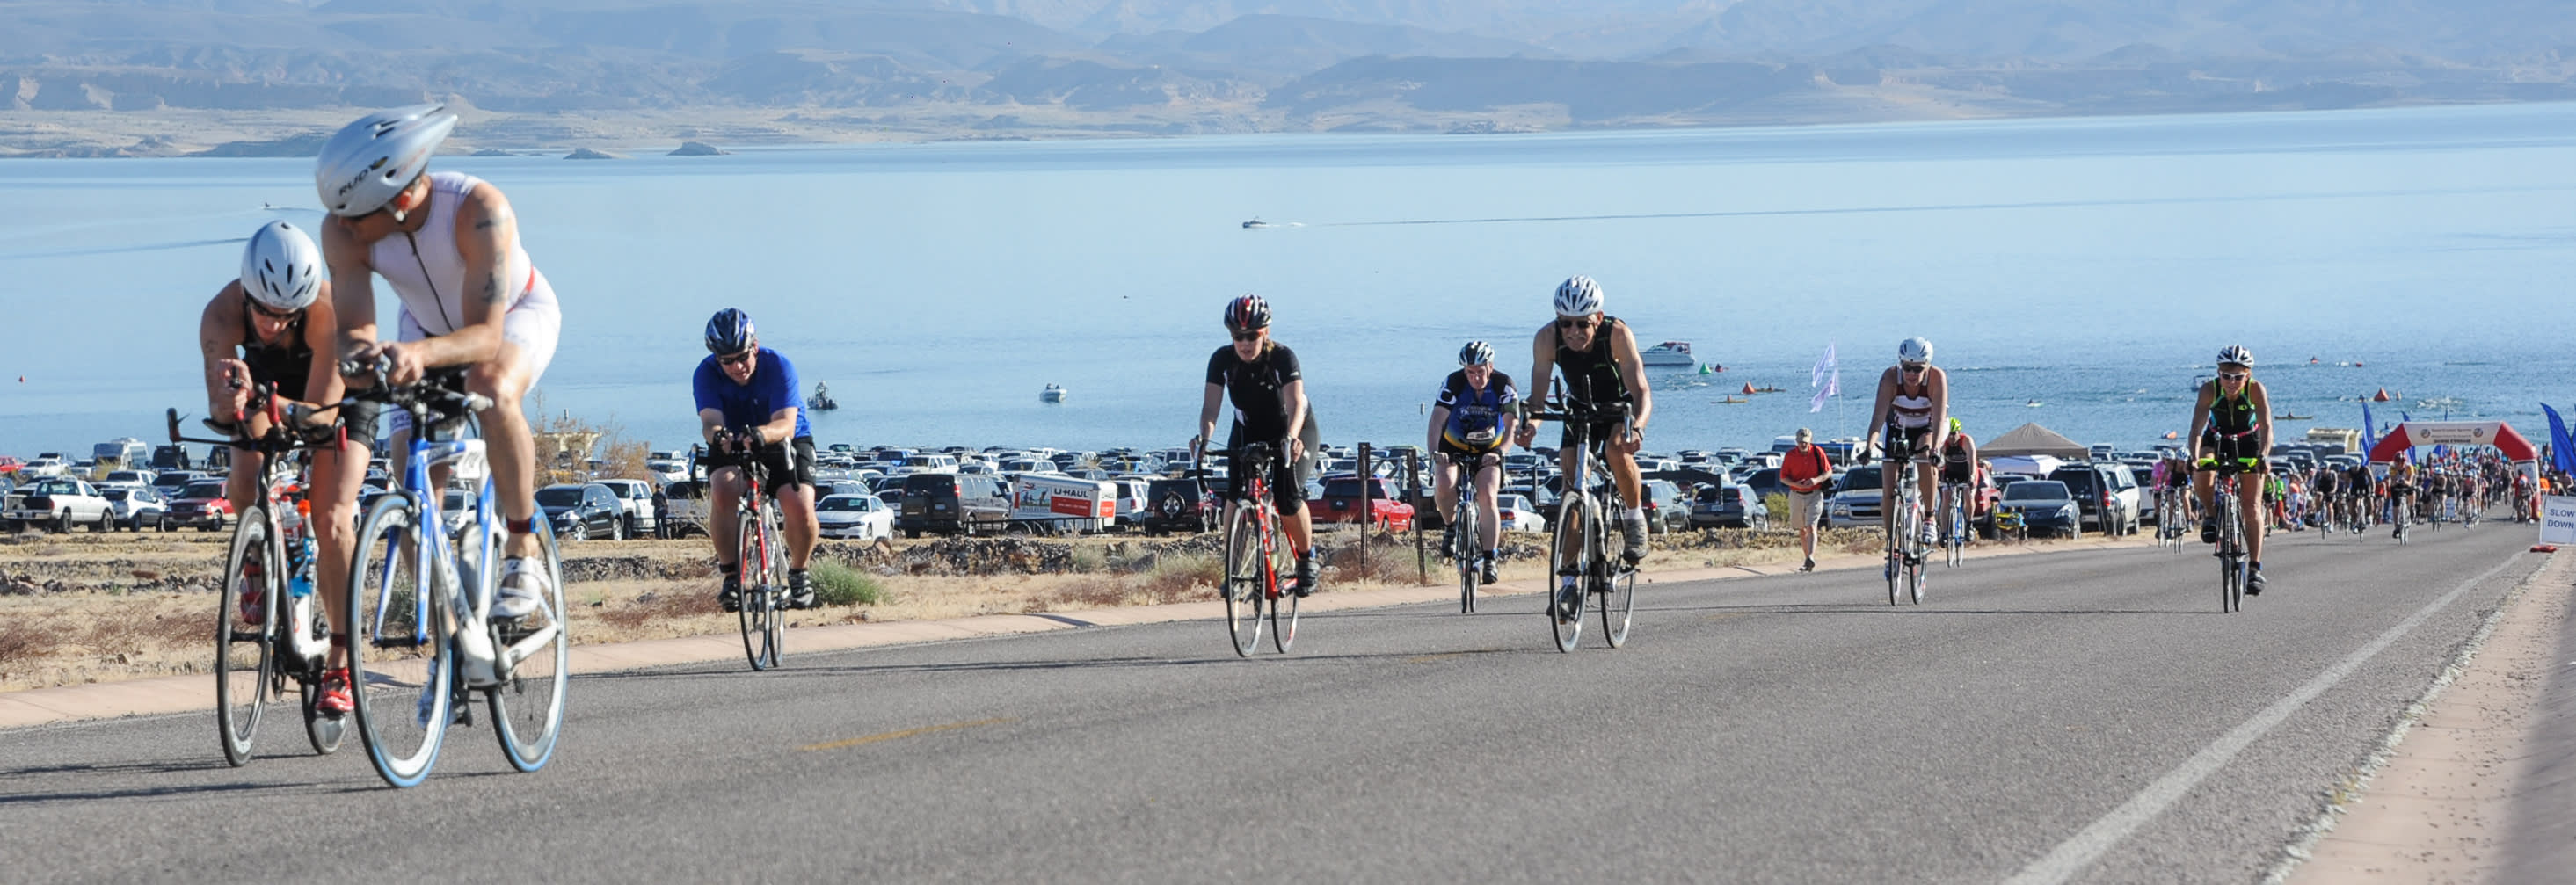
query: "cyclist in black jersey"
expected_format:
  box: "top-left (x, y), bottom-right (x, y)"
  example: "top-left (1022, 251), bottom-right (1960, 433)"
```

top-left (2189, 345), bottom-right (2272, 593)
top-left (1514, 276), bottom-right (1655, 565)
top-left (1427, 341), bottom-right (1519, 585)
top-left (1937, 418), bottom-right (1979, 541)
top-left (1196, 294), bottom-right (1321, 595)
top-left (194, 221), bottom-right (365, 715)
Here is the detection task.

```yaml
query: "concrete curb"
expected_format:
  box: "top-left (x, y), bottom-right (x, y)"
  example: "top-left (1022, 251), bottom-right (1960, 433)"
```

top-left (0, 531), bottom-right (2156, 730)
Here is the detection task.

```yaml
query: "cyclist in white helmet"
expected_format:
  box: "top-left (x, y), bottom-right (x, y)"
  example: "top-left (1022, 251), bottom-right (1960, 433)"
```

top-left (1867, 337), bottom-right (1949, 548)
top-left (1515, 275), bottom-right (1655, 565)
top-left (315, 104), bottom-right (564, 625)
top-left (196, 220), bottom-right (364, 715)
top-left (1427, 340), bottom-right (1519, 585)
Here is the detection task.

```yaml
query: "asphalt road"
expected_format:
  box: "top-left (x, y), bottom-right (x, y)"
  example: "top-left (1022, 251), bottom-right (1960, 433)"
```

top-left (0, 519), bottom-right (2544, 883)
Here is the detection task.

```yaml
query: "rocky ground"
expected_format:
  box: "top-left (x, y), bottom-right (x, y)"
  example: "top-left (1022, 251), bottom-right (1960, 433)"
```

top-left (0, 520), bottom-right (1906, 691)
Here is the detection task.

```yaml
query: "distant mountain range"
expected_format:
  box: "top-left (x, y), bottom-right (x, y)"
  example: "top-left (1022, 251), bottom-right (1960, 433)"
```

top-left (5, 0), bottom-right (2574, 155)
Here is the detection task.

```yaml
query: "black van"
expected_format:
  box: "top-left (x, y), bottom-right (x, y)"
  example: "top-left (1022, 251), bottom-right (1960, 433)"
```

top-left (899, 472), bottom-right (1012, 538)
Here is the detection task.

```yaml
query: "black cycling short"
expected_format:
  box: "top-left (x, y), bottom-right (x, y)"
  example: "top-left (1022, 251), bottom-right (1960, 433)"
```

top-left (1939, 459), bottom-right (1975, 484)
top-left (1556, 403), bottom-right (1631, 454)
top-left (1882, 424), bottom-right (1931, 463)
top-left (1437, 438), bottom-right (1504, 464)
top-left (703, 436), bottom-right (817, 493)
top-left (2200, 430), bottom-right (2261, 466)
top-left (1226, 426), bottom-right (1306, 514)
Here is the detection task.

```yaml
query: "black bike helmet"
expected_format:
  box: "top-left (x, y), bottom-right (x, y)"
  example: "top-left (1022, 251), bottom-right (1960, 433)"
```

top-left (1223, 294), bottom-right (1270, 332)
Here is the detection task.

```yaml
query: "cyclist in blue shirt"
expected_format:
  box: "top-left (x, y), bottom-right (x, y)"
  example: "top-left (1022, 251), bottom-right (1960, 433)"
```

top-left (1426, 340), bottom-right (1518, 585)
top-left (694, 308), bottom-right (820, 611)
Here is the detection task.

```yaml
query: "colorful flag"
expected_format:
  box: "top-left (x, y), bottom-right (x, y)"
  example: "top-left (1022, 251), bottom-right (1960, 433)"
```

top-left (2543, 403), bottom-right (2576, 474)
top-left (1809, 344), bottom-right (1838, 413)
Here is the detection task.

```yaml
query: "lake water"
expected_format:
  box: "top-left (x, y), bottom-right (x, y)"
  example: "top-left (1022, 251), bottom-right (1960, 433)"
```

top-left (3, 103), bottom-right (2570, 461)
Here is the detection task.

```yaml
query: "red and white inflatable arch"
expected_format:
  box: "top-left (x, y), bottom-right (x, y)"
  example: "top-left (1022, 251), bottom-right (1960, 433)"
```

top-left (2364, 420), bottom-right (2538, 463)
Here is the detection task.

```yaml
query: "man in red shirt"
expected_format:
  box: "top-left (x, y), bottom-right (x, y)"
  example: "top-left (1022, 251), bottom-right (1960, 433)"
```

top-left (1781, 427), bottom-right (1835, 571)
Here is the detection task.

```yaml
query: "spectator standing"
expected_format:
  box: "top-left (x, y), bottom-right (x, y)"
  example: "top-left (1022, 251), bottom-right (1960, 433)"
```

top-left (1780, 427), bottom-right (1835, 572)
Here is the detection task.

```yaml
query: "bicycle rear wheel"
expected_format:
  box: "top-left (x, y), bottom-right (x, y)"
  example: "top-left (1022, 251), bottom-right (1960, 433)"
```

top-left (1945, 496), bottom-right (1967, 568)
top-left (491, 511), bottom-right (570, 773)
top-left (738, 508), bottom-right (779, 671)
top-left (1600, 556), bottom-right (1636, 648)
top-left (1456, 503), bottom-right (1479, 613)
top-left (346, 494), bottom-right (452, 788)
top-left (1222, 506), bottom-right (1264, 656)
top-left (1550, 497), bottom-right (1590, 653)
top-left (764, 508), bottom-right (786, 664)
top-left (215, 505), bottom-right (279, 767)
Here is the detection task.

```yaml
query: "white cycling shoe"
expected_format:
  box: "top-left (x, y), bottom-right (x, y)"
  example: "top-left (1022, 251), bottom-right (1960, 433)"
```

top-left (491, 557), bottom-right (549, 621)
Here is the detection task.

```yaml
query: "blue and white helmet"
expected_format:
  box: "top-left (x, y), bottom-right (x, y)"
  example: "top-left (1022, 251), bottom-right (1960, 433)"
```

top-left (1554, 276), bottom-right (1604, 317)
top-left (1458, 340), bottom-right (1495, 366)
top-left (704, 308), bottom-right (755, 354)
top-left (238, 221), bottom-right (323, 312)
top-left (314, 104), bottom-right (457, 217)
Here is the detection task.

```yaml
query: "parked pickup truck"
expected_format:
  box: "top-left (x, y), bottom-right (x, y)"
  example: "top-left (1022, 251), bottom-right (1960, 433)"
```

top-left (4, 477), bottom-right (116, 533)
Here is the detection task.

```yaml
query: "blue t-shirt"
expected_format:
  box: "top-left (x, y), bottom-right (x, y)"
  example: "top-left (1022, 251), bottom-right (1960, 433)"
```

top-left (693, 347), bottom-right (811, 439)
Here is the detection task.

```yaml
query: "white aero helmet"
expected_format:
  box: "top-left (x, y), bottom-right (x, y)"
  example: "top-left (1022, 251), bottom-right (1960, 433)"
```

top-left (239, 221), bottom-right (323, 312)
top-left (314, 103), bottom-right (458, 218)
top-left (1554, 275), bottom-right (1604, 317)
top-left (2216, 345), bottom-right (2254, 367)
top-left (1897, 337), bottom-right (1933, 365)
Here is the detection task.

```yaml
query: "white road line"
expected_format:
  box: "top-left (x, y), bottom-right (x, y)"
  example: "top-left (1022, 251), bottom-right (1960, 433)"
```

top-left (2002, 553), bottom-right (2529, 885)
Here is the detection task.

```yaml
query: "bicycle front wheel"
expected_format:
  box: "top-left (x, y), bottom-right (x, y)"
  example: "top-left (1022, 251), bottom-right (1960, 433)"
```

top-left (346, 493), bottom-right (452, 788)
top-left (1456, 504), bottom-right (1479, 613)
top-left (1270, 540), bottom-right (1299, 654)
top-left (1221, 506), bottom-right (1264, 656)
top-left (1600, 557), bottom-right (1635, 648)
top-left (214, 505), bottom-right (279, 767)
top-left (738, 508), bottom-right (779, 671)
top-left (491, 510), bottom-right (570, 773)
top-left (1550, 497), bottom-right (1590, 653)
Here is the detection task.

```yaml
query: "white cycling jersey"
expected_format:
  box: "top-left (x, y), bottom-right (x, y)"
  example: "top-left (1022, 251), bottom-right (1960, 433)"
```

top-left (367, 170), bottom-right (558, 337)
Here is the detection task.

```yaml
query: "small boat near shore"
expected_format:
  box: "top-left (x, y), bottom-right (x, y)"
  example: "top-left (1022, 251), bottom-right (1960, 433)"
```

top-left (1041, 384), bottom-right (1067, 403)
top-left (1642, 341), bottom-right (1696, 369)
top-left (807, 381), bottom-right (838, 411)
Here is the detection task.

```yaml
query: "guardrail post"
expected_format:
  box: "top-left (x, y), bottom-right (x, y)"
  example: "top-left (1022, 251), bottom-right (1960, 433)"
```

top-left (1357, 441), bottom-right (1372, 577)
top-left (1411, 449), bottom-right (1427, 584)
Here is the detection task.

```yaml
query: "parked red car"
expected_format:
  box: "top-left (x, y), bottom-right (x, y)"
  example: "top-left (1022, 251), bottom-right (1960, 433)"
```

top-left (167, 480), bottom-right (234, 532)
top-left (1316, 474), bottom-right (1415, 531)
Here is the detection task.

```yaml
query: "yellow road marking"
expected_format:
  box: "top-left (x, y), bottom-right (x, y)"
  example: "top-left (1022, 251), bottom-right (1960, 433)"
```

top-left (799, 717), bottom-right (1014, 752)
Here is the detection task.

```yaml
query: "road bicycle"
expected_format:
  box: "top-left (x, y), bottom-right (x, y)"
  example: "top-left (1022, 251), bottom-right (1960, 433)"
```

top-left (2388, 486), bottom-right (2412, 544)
top-left (2201, 456), bottom-right (2257, 613)
top-left (1939, 479), bottom-right (1970, 568)
top-left (169, 391), bottom-right (346, 766)
top-left (1526, 392), bottom-right (1636, 652)
top-left (718, 433), bottom-right (787, 671)
top-left (1212, 440), bottom-right (1298, 656)
top-left (2157, 485), bottom-right (2190, 550)
top-left (1880, 441), bottom-right (1930, 606)
top-left (1438, 448), bottom-right (1503, 613)
top-left (341, 365), bottom-right (568, 787)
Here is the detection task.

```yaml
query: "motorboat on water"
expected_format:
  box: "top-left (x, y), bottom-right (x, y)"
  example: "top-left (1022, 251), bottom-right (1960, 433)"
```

top-left (1641, 341), bottom-right (1696, 369)
top-left (1041, 384), bottom-right (1067, 403)
top-left (1242, 218), bottom-right (1272, 229)
top-left (807, 381), bottom-right (838, 411)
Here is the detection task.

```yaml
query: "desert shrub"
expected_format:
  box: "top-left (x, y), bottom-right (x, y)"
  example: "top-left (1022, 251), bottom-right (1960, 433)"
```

top-left (1141, 550), bottom-right (1221, 600)
top-left (1762, 492), bottom-right (1789, 522)
top-left (598, 586), bottom-right (722, 630)
top-left (808, 560), bottom-right (883, 607)
top-left (0, 619), bottom-right (55, 668)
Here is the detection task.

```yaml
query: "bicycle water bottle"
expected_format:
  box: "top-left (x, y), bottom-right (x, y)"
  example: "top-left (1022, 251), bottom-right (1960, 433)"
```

top-left (288, 500), bottom-right (316, 599)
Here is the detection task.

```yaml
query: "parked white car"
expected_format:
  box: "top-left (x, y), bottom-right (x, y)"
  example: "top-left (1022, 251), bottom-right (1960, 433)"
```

top-left (4, 477), bottom-right (116, 533)
top-left (20, 454), bottom-right (69, 478)
top-left (593, 478), bottom-right (659, 536)
top-left (1497, 493), bottom-right (1548, 533)
top-left (816, 493), bottom-right (894, 540)
top-left (101, 485), bottom-right (171, 531)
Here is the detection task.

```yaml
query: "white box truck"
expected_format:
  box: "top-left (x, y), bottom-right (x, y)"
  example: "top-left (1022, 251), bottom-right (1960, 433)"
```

top-left (1010, 474), bottom-right (1115, 534)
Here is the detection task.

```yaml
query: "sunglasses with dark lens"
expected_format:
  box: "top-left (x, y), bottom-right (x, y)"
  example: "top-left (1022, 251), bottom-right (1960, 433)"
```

top-left (2219, 372), bottom-right (2249, 381)
top-left (1901, 362), bottom-right (1927, 374)
top-left (1557, 317), bottom-right (1598, 330)
top-left (1231, 330), bottom-right (1262, 342)
top-left (717, 350), bottom-right (756, 366)
top-left (247, 301), bottom-right (296, 322)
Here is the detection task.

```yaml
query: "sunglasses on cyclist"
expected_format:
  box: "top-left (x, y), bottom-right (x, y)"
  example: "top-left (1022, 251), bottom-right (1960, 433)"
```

top-left (246, 300), bottom-right (297, 322)
top-left (2218, 371), bottom-right (2249, 381)
top-left (1230, 330), bottom-right (1263, 342)
top-left (717, 349), bottom-right (756, 367)
top-left (1900, 362), bottom-right (1927, 374)
top-left (1556, 316), bottom-right (1599, 330)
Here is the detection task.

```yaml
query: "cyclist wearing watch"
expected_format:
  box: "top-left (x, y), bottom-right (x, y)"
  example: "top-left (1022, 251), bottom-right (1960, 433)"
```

top-left (1513, 275), bottom-right (1654, 564)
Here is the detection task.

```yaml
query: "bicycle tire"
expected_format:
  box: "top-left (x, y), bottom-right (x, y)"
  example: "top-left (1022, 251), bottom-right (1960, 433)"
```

top-left (491, 508), bottom-right (570, 773)
top-left (737, 507), bottom-right (778, 671)
top-left (215, 505), bottom-right (278, 767)
top-left (1945, 491), bottom-right (1967, 568)
top-left (1222, 505), bottom-right (1264, 656)
top-left (1456, 497), bottom-right (1479, 613)
top-left (295, 589), bottom-right (346, 757)
top-left (2218, 494), bottom-right (2243, 613)
top-left (1601, 558), bottom-right (1636, 648)
top-left (1550, 497), bottom-right (1589, 653)
top-left (765, 507), bottom-right (785, 664)
top-left (1901, 479), bottom-right (1926, 605)
top-left (1884, 484), bottom-right (1909, 606)
top-left (346, 493), bottom-right (453, 788)
top-left (1270, 535), bottom-right (1299, 654)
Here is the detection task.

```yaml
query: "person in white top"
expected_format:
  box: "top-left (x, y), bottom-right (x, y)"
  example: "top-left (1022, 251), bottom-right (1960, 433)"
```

top-left (1866, 337), bottom-right (1948, 548)
top-left (314, 104), bottom-right (564, 622)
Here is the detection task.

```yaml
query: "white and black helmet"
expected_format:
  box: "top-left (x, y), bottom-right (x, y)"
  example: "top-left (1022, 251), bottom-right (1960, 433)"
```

top-left (1553, 275), bottom-right (1604, 317)
top-left (2216, 345), bottom-right (2254, 367)
top-left (1897, 337), bottom-right (1933, 365)
top-left (239, 221), bottom-right (323, 312)
top-left (1458, 340), bottom-right (1495, 366)
top-left (314, 104), bottom-right (458, 218)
